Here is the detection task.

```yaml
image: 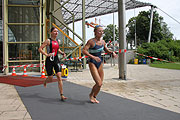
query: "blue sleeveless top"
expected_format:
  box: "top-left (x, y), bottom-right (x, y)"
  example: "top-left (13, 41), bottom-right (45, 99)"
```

top-left (89, 40), bottom-right (104, 57)
top-left (88, 40), bottom-right (104, 69)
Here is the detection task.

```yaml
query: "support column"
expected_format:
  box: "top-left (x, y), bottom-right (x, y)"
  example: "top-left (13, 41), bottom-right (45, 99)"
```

top-left (39, 0), bottom-right (42, 70)
top-left (82, 0), bottom-right (86, 69)
top-left (39, 0), bottom-right (46, 72)
top-left (118, 0), bottom-right (126, 80)
top-left (43, 0), bottom-right (46, 43)
top-left (50, 0), bottom-right (54, 29)
top-left (112, 0), bottom-right (115, 66)
top-left (3, 0), bottom-right (8, 74)
top-left (148, 5), bottom-right (154, 43)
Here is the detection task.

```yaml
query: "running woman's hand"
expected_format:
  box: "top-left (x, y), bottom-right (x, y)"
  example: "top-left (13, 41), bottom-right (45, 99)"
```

top-left (63, 53), bottom-right (66, 58)
top-left (112, 52), bottom-right (118, 58)
top-left (47, 53), bottom-right (54, 57)
top-left (93, 56), bottom-right (101, 62)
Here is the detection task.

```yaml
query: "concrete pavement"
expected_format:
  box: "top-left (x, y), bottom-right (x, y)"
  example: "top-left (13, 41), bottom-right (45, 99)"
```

top-left (0, 83), bottom-right (31, 120)
top-left (68, 64), bottom-right (180, 113)
top-left (0, 64), bottom-right (180, 119)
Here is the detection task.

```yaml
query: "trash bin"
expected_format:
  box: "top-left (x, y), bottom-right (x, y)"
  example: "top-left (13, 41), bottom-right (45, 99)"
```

top-left (138, 59), bottom-right (142, 64)
top-left (134, 59), bottom-right (138, 64)
top-left (143, 59), bottom-right (146, 64)
top-left (61, 65), bottom-right (68, 78)
top-left (147, 59), bottom-right (151, 64)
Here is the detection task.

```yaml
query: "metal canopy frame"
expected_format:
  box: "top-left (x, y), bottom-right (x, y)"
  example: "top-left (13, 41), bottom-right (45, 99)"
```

top-left (3, 0), bottom-right (46, 74)
top-left (59, 0), bottom-right (152, 24)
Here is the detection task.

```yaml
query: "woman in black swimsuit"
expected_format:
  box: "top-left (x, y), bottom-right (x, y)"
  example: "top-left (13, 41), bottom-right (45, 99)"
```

top-left (83, 25), bottom-right (117, 103)
top-left (39, 27), bottom-right (67, 101)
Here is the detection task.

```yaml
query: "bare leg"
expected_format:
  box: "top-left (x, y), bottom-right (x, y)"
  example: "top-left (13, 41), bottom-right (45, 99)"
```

top-left (44, 76), bottom-right (53, 88)
top-left (93, 64), bottom-right (104, 98)
top-left (56, 72), bottom-right (67, 101)
top-left (89, 63), bottom-right (104, 103)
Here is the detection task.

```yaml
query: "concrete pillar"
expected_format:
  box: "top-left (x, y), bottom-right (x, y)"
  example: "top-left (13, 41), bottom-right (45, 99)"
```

top-left (118, 0), bottom-right (127, 80)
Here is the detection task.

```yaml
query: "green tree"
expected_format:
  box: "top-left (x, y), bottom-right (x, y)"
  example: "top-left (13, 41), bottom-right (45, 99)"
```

top-left (103, 24), bottom-right (119, 43)
top-left (126, 10), bottom-right (174, 45)
top-left (161, 21), bottom-right (174, 39)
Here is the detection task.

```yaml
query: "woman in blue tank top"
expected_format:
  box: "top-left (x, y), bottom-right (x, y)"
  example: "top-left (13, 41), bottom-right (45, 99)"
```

top-left (83, 25), bottom-right (117, 103)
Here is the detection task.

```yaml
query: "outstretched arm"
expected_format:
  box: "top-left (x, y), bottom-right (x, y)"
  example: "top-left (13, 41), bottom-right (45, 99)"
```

top-left (103, 40), bottom-right (117, 58)
top-left (58, 49), bottom-right (66, 58)
top-left (57, 39), bottom-right (66, 58)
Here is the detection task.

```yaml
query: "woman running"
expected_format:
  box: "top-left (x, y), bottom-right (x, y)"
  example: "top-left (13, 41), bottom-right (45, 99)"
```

top-left (82, 25), bottom-right (117, 103)
top-left (38, 27), bottom-right (67, 101)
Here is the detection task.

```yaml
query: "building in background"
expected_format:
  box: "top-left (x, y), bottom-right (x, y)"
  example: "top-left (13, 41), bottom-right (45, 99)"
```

top-left (0, 0), bottom-right (151, 74)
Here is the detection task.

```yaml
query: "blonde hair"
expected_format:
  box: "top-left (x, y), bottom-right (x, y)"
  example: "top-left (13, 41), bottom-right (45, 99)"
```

top-left (94, 25), bottom-right (103, 32)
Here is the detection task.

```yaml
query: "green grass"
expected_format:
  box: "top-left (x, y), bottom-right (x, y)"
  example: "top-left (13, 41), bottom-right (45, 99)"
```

top-left (149, 62), bottom-right (180, 70)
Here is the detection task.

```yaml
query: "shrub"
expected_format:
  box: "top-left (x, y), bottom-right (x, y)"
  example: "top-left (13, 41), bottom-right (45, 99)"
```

top-left (137, 39), bottom-right (180, 62)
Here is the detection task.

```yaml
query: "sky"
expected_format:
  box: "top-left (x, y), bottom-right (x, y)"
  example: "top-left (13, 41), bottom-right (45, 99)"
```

top-left (69, 0), bottom-right (180, 44)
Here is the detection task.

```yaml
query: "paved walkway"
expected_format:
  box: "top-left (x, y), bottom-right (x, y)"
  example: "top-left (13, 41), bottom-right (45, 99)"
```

top-left (69, 64), bottom-right (180, 113)
top-left (0, 83), bottom-right (31, 120)
top-left (0, 64), bottom-right (180, 119)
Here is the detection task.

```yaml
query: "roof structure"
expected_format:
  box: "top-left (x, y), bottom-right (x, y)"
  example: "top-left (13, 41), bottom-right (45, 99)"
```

top-left (59, 0), bottom-right (152, 24)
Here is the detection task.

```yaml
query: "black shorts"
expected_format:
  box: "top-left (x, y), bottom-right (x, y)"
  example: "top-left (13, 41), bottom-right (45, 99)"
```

top-left (45, 56), bottom-right (62, 76)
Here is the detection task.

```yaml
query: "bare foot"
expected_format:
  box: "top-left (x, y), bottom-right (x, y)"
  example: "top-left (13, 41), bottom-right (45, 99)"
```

top-left (61, 95), bottom-right (67, 101)
top-left (93, 96), bottom-right (100, 103)
top-left (94, 98), bottom-right (100, 103)
top-left (89, 94), bottom-right (96, 103)
top-left (43, 78), bottom-right (48, 88)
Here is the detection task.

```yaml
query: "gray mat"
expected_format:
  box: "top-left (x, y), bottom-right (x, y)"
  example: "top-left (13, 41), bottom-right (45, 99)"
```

top-left (15, 81), bottom-right (180, 120)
